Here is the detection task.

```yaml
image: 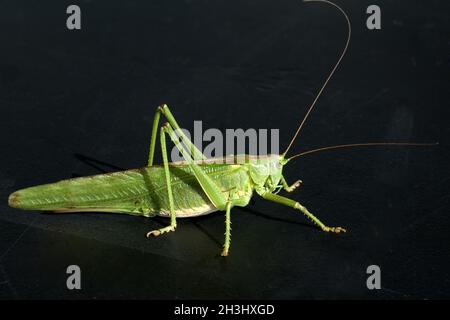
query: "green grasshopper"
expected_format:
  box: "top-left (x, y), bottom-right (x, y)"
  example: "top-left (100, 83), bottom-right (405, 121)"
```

top-left (7, 0), bottom-right (435, 256)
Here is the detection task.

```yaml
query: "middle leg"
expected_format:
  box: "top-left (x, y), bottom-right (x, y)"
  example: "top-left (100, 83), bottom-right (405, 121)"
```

top-left (221, 201), bottom-right (232, 257)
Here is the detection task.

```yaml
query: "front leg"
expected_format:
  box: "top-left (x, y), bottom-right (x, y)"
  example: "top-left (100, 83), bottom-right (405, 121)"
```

top-left (262, 192), bottom-right (346, 233)
top-left (281, 176), bottom-right (302, 193)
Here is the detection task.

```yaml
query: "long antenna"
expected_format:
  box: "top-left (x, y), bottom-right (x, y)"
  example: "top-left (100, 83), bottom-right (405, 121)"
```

top-left (287, 142), bottom-right (438, 161)
top-left (283, 0), bottom-right (351, 157)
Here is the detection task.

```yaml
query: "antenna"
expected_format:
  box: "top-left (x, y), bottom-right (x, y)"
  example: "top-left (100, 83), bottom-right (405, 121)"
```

top-left (283, 0), bottom-right (351, 157)
top-left (287, 142), bottom-right (439, 161)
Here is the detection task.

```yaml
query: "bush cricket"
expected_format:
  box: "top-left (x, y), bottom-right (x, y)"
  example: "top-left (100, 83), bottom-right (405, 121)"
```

top-left (8, 0), bottom-right (436, 256)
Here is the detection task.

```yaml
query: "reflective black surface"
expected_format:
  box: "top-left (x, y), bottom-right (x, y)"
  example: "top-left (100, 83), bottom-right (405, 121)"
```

top-left (0, 0), bottom-right (449, 299)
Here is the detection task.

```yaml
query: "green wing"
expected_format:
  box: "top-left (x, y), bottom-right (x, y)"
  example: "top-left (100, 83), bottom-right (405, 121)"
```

top-left (9, 163), bottom-right (252, 217)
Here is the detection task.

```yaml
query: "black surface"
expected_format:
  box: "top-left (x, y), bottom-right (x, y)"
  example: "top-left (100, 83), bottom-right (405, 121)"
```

top-left (0, 0), bottom-right (449, 299)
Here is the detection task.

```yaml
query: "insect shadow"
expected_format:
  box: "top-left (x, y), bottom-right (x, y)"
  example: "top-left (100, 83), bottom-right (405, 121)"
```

top-left (238, 206), bottom-right (317, 230)
top-left (72, 153), bottom-right (125, 175)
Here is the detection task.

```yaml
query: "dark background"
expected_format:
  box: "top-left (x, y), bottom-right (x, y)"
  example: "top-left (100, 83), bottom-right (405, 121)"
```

top-left (0, 0), bottom-right (449, 299)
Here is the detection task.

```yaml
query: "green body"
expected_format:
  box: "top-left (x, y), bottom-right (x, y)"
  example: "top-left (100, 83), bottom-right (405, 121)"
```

top-left (8, 155), bottom-right (283, 218)
top-left (7, 101), bottom-right (346, 258)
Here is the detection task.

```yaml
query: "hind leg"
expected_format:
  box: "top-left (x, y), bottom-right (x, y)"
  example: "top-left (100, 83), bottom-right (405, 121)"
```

top-left (146, 125), bottom-right (177, 237)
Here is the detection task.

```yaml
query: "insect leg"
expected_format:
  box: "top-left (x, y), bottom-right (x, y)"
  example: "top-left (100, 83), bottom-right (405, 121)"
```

top-left (221, 201), bottom-right (232, 257)
top-left (146, 125), bottom-right (177, 237)
top-left (281, 176), bottom-right (302, 193)
top-left (147, 107), bottom-right (161, 166)
top-left (261, 192), bottom-right (346, 233)
top-left (158, 122), bottom-right (237, 255)
top-left (162, 122), bottom-right (228, 211)
top-left (161, 104), bottom-right (206, 161)
top-left (147, 104), bottom-right (206, 166)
